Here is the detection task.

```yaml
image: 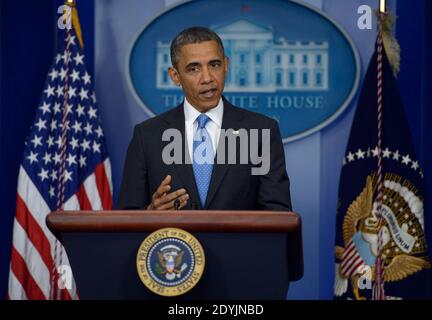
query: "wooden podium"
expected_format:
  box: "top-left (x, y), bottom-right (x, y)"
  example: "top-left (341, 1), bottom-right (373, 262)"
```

top-left (46, 210), bottom-right (303, 299)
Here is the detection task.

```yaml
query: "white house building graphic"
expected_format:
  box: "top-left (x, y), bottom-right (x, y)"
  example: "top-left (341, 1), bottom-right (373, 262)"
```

top-left (156, 19), bottom-right (329, 92)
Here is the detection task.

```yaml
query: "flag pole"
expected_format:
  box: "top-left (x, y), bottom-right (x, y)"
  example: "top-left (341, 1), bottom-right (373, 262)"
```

top-left (372, 0), bottom-right (387, 300)
top-left (51, 0), bottom-right (76, 300)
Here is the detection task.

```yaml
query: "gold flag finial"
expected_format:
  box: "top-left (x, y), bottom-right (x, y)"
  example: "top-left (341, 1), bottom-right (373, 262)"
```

top-left (379, 0), bottom-right (387, 13)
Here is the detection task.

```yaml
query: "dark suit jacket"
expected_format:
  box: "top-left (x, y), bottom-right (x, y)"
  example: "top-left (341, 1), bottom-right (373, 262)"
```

top-left (118, 97), bottom-right (292, 210)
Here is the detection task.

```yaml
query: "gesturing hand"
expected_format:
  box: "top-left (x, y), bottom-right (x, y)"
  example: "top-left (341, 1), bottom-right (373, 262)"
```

top-left (147, 175), bottom-right (189, 210)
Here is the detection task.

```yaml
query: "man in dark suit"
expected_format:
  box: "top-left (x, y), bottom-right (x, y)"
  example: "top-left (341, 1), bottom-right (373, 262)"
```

top-left (118, 26), bottom-right (292, 211)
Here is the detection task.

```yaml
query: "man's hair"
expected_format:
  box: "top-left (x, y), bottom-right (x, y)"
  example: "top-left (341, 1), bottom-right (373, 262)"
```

top-left (170, 26), bottom-right (225, 68)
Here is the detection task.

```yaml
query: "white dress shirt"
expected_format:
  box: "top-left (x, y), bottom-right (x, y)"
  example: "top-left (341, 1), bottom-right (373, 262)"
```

top-left (184, 97), bottom-right (224, 162)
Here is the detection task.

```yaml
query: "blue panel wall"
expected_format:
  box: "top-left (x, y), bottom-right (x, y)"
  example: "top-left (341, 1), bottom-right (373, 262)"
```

top-left (0, 0), bottom-right (430, 300)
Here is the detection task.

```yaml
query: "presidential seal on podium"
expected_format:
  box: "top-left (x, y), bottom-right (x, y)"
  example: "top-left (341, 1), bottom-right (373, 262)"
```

top-left (136, 228), bottom-right (205, 297)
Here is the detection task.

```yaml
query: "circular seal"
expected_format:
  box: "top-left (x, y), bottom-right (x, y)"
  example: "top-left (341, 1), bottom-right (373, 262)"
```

top-left (136, 228), bottom-right (205, 297)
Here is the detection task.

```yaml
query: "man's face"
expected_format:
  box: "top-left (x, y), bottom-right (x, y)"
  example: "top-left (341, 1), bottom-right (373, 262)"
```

top-left (168, 40), bottom-right (229, 113)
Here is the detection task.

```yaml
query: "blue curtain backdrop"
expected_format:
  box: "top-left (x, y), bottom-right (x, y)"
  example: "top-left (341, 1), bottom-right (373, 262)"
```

top-left (0, 0), bottom-right (430, 299)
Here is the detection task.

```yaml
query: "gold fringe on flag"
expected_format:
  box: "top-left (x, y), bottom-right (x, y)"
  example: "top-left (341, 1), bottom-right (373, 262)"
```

top-left (377, 12), bottom-right (401, 76)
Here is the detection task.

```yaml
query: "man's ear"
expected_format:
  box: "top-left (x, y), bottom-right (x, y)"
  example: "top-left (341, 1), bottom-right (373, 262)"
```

top-left (168, 67), bottom-right (181, 86)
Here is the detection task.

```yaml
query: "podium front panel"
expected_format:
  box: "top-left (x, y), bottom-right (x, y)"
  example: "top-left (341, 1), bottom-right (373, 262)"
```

top-left (62, 232), bottom-right (290, 299)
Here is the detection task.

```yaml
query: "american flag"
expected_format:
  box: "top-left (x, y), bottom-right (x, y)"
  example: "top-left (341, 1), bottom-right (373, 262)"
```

top-left (7, 6), bottom-right (113, 300)
top-left (340, 240), bottom-right (366, 278)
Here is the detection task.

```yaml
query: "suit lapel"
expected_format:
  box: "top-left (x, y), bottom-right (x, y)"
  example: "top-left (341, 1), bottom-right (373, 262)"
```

top-left (204, 99), bottom-right (244, 208)
top-left (161, 104), bottom-right (202, 209)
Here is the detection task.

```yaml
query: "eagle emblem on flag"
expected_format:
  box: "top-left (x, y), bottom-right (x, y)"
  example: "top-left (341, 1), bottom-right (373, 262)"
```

top-left (334, 175), bottom-right (431, 300)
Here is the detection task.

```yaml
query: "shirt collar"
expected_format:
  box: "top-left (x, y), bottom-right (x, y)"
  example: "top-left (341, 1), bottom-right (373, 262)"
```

top-left (183, 97), bottom-right (224, 127)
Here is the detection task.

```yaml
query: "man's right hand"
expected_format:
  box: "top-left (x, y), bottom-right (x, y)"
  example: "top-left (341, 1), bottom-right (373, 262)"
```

top-left (147, 175), bottom-right (189, 210)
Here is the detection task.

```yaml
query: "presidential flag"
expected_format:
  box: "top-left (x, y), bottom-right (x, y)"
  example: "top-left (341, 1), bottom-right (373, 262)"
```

top-left (334, 15), bottom-right (431, 300)
top-left (8, 2), bottom-right (113, 299)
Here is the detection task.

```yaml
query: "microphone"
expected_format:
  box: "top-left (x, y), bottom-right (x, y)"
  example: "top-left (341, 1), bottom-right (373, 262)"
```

top-left (174, 198), bottom-right (180, 210)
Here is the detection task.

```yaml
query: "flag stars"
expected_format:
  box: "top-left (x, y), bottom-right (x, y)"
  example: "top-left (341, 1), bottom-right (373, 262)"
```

top-left (62, 50), bottom-right (72, 64)
top-left (30, 135), bottom-right (43, 148)
top-left (382, 148), bottom-right (391, 158)
top-left (39, 102), bottom-right (51, 114)
top-left (49, 186), bottom-right (56, 198)
top-left (56, 85), bottom-right (64, 97)
top-left (37, 168), bottom-right (49, 182)
top-left (50, 170), bottom-right (58, 181)
top-left (91, 92), bottom-right (97, 104)
top-left (372, 146), bottom-right (379, 157)
top-left (84, 123), bottom-right (93, 135)
top-left (66, 104), bottom-right (74, 115)
top-left (88, 106), bottom-right (97, 119)
top-left (53, 102), bottom-right (61, 114)
top-left (44, 85), bottom-right (55, 98)
top-left (92, 141), bottom-right (101, 153)
top-left (34, 118), bottom-right (47, 131)
top-left (82, 71), bottom-right (91, 85)
top-left (347, 152), bottom-right (355, 162)
top-left (79, 155), bottom-right (86, 167)
top-left (79, 88), bottom-right (88, 100)
top-left (26, 151), bottom-right (38, 164)
top-left (68, 86), bottom-right (77, 98)
top-left (42, 152), bottom-right (51, 165)
top-left (356, 149), bottom-right (365, 159)
top-left (55, 136), bottom-right (63, 149)
top-left (392, 150), bottom-right (400, 161)
top-left (81, 139), bottom-right (90, 152)
top-left (69, 137), bottom-right (79, 150)
top-left (411, 161), bottom-right (419, 171)
top-left (70, 69), bottom-right (80, 82)
top-left (76, 104), bottom-right (85, 117)
top-left (67, 35), bottom-right (76, 46)
top-left (55, 54), bottom-right (62, 64)
top-left (95, 126), bottom-right (103, 138)
top-left (342, 157), bottom-right (347, 166)
top-left (53, 153), bottom-right (61, 164)
top-left (72, 121), bottom-right (82, 133)
top-left (73, 53), bottom-right (84, 66)
top-left (66, 154), bottom-right (77, 166)
top-left (402, 154), bottom-right (411, 165)
top-left (59, 68), bottom-right (67, 81)
top-left (64, 170), bottom-right (73, 182)
top-left (47, 135), bottom-right (54, 148)
top-left (50, 120), bottom-right (58, 132)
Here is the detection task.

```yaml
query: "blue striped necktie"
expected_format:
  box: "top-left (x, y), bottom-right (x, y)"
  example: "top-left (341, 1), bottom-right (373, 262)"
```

top-left (192, 114), bottom-right (214, 207)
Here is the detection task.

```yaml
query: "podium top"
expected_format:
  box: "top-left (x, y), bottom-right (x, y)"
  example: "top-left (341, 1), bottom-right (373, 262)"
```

top-left (47, 210), bottom-right (301, 233)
